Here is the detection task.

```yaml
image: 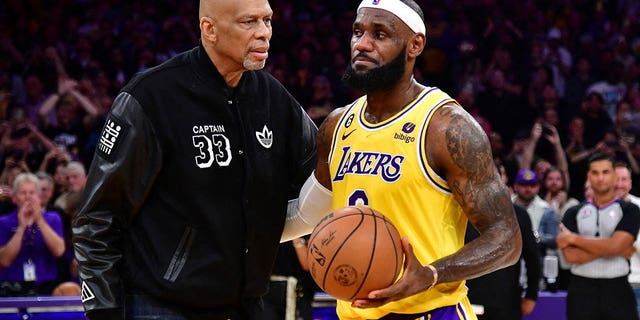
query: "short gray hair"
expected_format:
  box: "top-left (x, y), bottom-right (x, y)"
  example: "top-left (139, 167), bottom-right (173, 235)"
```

top-left (13, 172), bottom-right (41, 193)
top-left (66, 161), bottom-right (86, 176)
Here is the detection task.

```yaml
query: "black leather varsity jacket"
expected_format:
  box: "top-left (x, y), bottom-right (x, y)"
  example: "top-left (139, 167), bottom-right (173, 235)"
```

top-left (72, 44), bottom-right (317, 319)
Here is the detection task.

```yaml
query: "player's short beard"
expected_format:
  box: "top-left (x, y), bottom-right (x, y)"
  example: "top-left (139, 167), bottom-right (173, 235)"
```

top-left (342, 46), bottom-right (407, 92)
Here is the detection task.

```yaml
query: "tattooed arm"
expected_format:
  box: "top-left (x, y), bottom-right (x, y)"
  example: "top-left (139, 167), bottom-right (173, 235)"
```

top-left (353, 102), bottom-right (521, 308)
top-left (426, 103), bottom-right (521, 282)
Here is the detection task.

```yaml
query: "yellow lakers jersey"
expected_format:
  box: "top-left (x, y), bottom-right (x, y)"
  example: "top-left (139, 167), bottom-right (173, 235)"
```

top-left (328, 87), bottom-right (474, 319)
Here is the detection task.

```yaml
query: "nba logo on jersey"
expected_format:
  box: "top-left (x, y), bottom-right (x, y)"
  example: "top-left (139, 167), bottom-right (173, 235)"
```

top-left (372, 0), bottom-right (381, 4)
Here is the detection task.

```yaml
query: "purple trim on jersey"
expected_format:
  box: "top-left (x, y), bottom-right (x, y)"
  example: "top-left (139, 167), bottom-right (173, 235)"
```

top-left (417, 97), bottom-right (452, 193)
top-left (358, 87), bottom-right (437, 130)
top-left (381, 302), bottom-right (469, 319)
top-left (457, 302), bottom-right (469, 320)
top-left (429, 302), bottom-right (469, 320)
top-left (428, 304), bottom-right (460, 319)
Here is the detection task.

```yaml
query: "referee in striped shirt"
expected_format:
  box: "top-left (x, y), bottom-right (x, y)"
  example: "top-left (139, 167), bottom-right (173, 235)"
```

top-left (557, 153), bottom-right (640, 320)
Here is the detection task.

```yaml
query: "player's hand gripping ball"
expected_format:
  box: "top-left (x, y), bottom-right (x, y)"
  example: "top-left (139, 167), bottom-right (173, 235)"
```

top-left (307, 206), bottom-right (404, 301)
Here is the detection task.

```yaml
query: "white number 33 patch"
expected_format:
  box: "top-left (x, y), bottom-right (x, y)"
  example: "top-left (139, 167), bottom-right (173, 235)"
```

top-left (192, 134), bottom-right (232, 168)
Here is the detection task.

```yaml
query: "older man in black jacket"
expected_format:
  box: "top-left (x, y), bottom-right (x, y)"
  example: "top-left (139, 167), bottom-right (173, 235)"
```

top-left (72, 0), bottom-right (317, 319)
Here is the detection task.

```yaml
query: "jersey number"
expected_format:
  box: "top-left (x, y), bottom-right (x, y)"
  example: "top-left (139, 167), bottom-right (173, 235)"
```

top-left (348, 189), bottom-right (369, 206)
top-left (193, 134), bottom-right (232, 168)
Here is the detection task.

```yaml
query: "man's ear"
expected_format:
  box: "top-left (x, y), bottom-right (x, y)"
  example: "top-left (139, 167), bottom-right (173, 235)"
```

top-left (407, 33), bottom-right (426, 58)
top-left (200, 17), bottom-right (217, 43)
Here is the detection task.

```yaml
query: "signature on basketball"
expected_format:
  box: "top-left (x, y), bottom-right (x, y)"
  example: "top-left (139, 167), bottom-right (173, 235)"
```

top-left (321, 230), bottom-right (335, 246)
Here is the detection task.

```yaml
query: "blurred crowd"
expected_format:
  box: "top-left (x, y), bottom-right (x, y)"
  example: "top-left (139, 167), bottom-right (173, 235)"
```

top-left (0, 0), bottom-right (639, 299)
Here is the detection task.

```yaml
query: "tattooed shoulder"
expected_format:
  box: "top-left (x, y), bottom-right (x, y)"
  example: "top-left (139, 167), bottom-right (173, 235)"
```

top-left (436, 104), bottom-right (492, 175)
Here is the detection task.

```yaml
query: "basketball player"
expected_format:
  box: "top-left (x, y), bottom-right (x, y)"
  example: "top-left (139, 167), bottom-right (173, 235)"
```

top-left (284, 0), bottom-right (521, 319)
top-left (72, 0), bottom-right (317, 319)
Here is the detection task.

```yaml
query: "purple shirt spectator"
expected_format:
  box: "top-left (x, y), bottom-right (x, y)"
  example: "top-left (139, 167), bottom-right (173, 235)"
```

top-left (0, 210), bottom-right (64, 285)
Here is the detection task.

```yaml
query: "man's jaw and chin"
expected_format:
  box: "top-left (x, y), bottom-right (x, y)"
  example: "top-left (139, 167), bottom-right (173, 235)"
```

top-left (244, 59), bottom-right (266, 70)
top-left (342, 47), bottom-right (407, 92)
top-left (244, 44), bottom-right (270, 70)
top-left (243, 53), bottom-right (268, 70)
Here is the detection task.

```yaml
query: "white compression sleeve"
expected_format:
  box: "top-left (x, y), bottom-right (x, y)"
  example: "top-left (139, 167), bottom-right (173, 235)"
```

top-left (281, 172), bottom-right (332, 242)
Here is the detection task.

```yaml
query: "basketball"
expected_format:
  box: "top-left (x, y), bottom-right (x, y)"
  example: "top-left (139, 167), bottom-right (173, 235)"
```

top-left (307, 206), bottom-right (404, 301)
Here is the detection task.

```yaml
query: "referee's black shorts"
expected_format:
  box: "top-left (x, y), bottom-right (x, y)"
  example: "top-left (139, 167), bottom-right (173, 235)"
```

top-left (567, 274), bottom-right (639, 320)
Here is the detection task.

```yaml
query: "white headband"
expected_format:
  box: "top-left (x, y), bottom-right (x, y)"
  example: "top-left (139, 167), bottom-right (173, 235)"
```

top-left (357, 0), bottom-right (426, 35)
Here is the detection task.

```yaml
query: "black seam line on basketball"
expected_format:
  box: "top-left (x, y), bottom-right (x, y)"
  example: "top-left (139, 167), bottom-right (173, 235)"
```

top-left (382, 215), bottom-right (400, 284)
top-left (321, 207), bottom-right (366, 292)
top-left (320, 207), bottom-right (366, 291)
top-left (348, 207), bottom-right (377, 301)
